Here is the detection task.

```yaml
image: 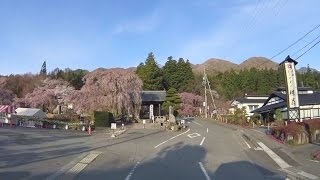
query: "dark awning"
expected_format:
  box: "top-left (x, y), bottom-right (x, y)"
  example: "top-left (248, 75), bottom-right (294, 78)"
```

top-left (251, 101), bottom-right (286, 114)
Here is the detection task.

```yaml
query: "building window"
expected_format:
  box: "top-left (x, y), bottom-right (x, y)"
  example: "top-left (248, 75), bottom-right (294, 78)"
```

top-left (313, 109), bottom-right (320, 117)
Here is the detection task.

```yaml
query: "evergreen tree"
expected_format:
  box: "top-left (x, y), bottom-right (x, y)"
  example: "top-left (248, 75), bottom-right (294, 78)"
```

top-left (163, 57), bottom-right (194, 92)
top-left (136, 52), bottom-right (164, 90)
top-left (304, 64), bottom-right (316, 88)
top-left (40, 61), bottom-right (47, 76)
top-left (162, 88), bottom-right (182, 112)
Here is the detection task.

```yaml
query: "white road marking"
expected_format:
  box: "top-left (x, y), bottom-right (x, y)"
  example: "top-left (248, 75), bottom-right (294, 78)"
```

top-left (206, 128), bottom-right (208, 133)
top-left (200, 137), bottom-right (206, 146)
top-left (187, 133), bottom-right (201, 138)
top-left (125, 161), bottom-right (140, 180)
top-left (193, 121), bottom-right (203, 126)
top-left (154, 129), bottom-right (190, 148)
top-left (59, 151), bottom-right (101, 180)
top-left (252, 129), bottom-right (265, 134)
top-left (67, 163), bottom-right (88, 174)
top-left (309, 159), bottom-right (320, 163)
top-left (80, 153), bottom-right (100, 164)
top-left (199, 162), bottom-right (211, 180)
top-left (257, 142), bottom-right (291, 169)
top-left (297, 171), bottom-right (319, 180)
top-left (241, 136), bottom-right (251, 149)
top-left (254, 147), bottom-right (263, 151)
top-left (45, 152), bottom-right (88, 180)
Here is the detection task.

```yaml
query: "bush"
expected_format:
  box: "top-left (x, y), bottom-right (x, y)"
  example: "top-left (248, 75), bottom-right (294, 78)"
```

top-left (93, 111), bottom-right (114, 127)
top-left (311, 150), bottom-right (320, 161)
top-left (271, 126), bottom-right (284, 139)
top-left (283, 122), bottom-right (306, 137)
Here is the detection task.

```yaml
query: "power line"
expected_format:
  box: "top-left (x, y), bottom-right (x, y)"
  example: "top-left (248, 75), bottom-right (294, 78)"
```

top-left (296, 38), bottom-right (320, 60)
top-left (292, 33), bottom-right (320, 57)
top-left (274, 0), bottom-right (288, 16)
top-left (245, 0), bottom-right (269, 34)
top-left (271, 24), bottom-right (320, 59)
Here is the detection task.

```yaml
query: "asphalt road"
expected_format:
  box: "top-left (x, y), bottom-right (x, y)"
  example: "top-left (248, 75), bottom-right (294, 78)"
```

top-left (0, 119), bottom-right (295, 180)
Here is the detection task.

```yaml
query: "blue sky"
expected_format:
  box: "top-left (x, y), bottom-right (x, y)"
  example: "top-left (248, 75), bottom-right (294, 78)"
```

top-left (0, 0), bottom-right (319, 75)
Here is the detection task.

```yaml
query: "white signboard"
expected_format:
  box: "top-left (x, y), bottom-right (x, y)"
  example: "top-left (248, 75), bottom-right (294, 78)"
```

top-left (149, 104), bottom-right (154, 119)
top-left (111, 123), bottom-right (117, 130)
top-left (284, 62), bottom-right (299, 108)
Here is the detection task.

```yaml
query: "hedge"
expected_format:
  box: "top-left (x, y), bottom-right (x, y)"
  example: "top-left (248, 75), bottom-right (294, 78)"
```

top-left (93, 111), bottom-right (114, 127)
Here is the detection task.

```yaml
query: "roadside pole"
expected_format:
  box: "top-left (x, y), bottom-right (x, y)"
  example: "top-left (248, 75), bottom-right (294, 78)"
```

top-left (111, 123), bottom-right (116, 137)
top-left (88, 125), bottom-right (92, 135)
top-left (143, 120), bottom-right (146, 129)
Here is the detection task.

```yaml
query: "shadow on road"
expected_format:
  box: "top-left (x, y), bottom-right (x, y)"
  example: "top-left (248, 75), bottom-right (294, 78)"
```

top-left (76, 142), bottom-right (286, 180)
top-left (0, 127), bottom-right (287, 180)
top-left (0, 128), bottom-right (164, 169)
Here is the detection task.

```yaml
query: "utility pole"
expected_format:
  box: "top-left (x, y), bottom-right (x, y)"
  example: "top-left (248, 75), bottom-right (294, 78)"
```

top-left (202, 68), bottom-right (221, 120)
top-left (203, 68), bottom-right (208, 118)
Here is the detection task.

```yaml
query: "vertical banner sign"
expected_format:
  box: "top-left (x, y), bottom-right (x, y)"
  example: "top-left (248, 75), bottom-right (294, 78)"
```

top-left (284, 62), bottom-right (299, 108)
top-left (149, 104), bottom-right (154, 119)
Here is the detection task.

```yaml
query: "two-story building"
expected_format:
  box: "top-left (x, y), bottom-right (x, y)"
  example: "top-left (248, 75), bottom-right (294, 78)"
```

top-left (229, 95), bottom-right (269, 117)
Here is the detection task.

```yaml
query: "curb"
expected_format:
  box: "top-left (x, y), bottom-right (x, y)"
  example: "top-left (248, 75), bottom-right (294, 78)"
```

top-left (111, 128), bottom-right (128, 137)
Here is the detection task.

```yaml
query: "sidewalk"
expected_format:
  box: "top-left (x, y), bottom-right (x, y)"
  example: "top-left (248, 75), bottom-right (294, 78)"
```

top-left (209, 120), bottom-right (320, 179)
top-left (244, 127), bottom-right (320, 178)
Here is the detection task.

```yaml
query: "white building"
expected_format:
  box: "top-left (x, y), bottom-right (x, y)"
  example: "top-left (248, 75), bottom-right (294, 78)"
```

top-left (15, 108), bottom-right (46, 118)
top-left (230, 95), bottom-right (269, 117)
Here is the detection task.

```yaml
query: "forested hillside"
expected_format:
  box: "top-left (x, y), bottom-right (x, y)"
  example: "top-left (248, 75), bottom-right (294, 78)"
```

top-left (1, 52), bottom-right (320, 107)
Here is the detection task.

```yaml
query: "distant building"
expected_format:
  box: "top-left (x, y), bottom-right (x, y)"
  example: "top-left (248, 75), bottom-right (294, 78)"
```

top-left (15, 108), bottom-right (46, 119)
top-left (140, 91), bottom-right (166, 119)
top-left (251, 87), bottom-right (320, 122)
top-left (0, 105), bottom-right (16, 124)
top-left (230, 95), bottom-right (269, 117)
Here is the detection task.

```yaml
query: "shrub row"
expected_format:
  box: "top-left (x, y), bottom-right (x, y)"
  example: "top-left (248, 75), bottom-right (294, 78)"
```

top-left (271, 119), bottom-right (320, 145)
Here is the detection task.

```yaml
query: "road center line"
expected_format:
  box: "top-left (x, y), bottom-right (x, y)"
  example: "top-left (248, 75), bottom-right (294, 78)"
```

top-left (193, 121), bottom-right (203, 126)
top-left (199, 162), bottom-right (211, 180)
top-left (125, 161), bottom-right (140, 180)
top-left (206, 128), bottom-right (208, 133)
top-left (154, 129), bottom-right (190, 148)
top-left (200, 137), bottom-right (206, 146)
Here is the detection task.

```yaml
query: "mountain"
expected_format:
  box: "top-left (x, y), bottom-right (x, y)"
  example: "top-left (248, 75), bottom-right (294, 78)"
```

top-left (192, 58), bottom-right (238, 74)
top-left (297, 67), bottom-right (319, 73)
top-left (238, 57), bottom-right (278, 70)
top-left (192, 57), bottom-right (278, 75)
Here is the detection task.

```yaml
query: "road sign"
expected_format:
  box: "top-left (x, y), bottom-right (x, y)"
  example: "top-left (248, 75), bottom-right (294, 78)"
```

top-left (111, 123), bottom-right (117, 130)
top-left (149, 104), bottom-right (154, 119)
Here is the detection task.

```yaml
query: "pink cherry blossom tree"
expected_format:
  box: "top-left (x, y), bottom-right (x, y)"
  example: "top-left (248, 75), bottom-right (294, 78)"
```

top-left (15, 79), bottom-right (74, 112)
top-left (67, 68), bottom-right (143, 118)
top-left (0, 88), bottom-right (15, 105)
top-left (179, 92), bottom-right (204, 116)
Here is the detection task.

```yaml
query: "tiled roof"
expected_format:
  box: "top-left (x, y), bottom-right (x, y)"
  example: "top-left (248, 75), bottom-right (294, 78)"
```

top-left (234, 97), bottom-right (268, 104)
top-left (141, 91), bottom-right (166, 102)
top-left (252, 91), bottom-right (320, 113)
